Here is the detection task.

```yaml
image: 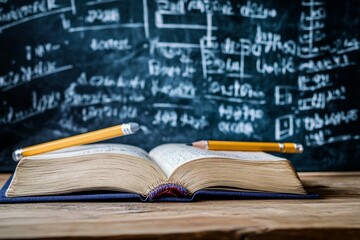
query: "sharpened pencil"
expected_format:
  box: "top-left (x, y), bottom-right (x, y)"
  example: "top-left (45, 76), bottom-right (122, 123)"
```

top-left (188, 140), bottom-right (303, 153)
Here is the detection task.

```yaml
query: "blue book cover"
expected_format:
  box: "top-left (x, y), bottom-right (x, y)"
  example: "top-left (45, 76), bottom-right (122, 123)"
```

top-left (1, 144), bottom-right (320, 202)
top-left (0, 176), bottom-right (319, 203)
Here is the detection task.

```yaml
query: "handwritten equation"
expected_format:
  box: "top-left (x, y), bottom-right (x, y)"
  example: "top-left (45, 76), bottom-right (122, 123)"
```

top-left (0, 0), bottom-right (359, 170)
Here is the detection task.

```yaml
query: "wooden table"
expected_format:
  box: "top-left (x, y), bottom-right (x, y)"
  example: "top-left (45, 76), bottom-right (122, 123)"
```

top-left (0, 172), bottom-right (359, 239)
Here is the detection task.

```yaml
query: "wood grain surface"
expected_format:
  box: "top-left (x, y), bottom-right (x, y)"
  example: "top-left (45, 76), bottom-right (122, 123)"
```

top-left (0, 172), bottom-right (359, 239)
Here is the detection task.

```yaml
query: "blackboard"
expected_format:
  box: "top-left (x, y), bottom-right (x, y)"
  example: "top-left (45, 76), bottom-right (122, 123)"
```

top-left (0, 0), bottom-right (359, 172)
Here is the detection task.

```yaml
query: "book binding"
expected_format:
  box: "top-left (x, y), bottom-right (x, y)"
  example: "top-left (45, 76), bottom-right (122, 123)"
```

top-left (147, 183), bottom-right (189, 200)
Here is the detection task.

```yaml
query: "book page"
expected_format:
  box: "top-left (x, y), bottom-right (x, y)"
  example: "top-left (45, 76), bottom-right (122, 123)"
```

top-left (25, 143), bottom-right (152, 162)
top-left (149, 144), bottom-right (286, 178)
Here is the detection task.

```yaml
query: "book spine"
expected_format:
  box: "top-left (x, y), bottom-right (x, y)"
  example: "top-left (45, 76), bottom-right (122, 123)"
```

top-left (147, 183), bottom-right (189, 200)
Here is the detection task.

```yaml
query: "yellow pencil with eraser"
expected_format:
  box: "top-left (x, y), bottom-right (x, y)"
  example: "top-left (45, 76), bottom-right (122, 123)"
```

top-left (12, 123), bottom-right (140, 161)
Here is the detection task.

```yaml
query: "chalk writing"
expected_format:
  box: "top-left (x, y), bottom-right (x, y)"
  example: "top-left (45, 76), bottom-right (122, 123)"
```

top-left (26, 42), bottom-right (61, 60)
top-left (180, 113), bottom-right (208, 130)
top-left (256, 57), bottom-right (295, 75)
top-left (0, 1), bottom-right (61, 23)
top-left (64, 82), bottom-right (145, 107)
top-left (152, 109), bottom-right (208, 130)
top-left (298, 74), bottom-right (331, 91)
top-left (155, 0), bottom-right (218, 30)
top-left (218, 104), bottom-right (263, 122)
top-left (90, 38), bottom-right (131, 51)
top-left (0, 0), bottom-right (359, 172)
top-left (85, 8), bottom-right (120, 23)
top-left (0, 61), bottom-right (73, 91)
top-left (298, 54), bottom-right (355, 73)
top-left (218, 121), bottom-right (254, 136)
top-left (81, 105), bottom-right (138, 122)
top-left (151, 79), bottom-right (196, 99)
top-left (0, 91), bottom-right (61, 125)
top-left (0, 0), bottom-right (72, 32)
top-left (298, 86), bottom-right (346, 110)
top-left (239, 0), bottom-right (277, 19)
top-left (303, 109), bottom-right (358, 132)
top-left (305, 129), bottom-right (359, 147)
top-left (255, 26), bottom-right (297, 56)
top-left (76, 72), bottom-right (145, 90)
top-left (208, 80), bottom-right (265, 100)
top-left (149, 59), bottom-right (196, 78)
top-left (275, 86), bottom-right (297, 106)
top-left (190, 1), bottom-right (234, 15)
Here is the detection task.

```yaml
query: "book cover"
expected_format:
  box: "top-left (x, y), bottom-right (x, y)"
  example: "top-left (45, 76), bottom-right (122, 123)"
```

top-left (0, 176), bottom-right (319, 203)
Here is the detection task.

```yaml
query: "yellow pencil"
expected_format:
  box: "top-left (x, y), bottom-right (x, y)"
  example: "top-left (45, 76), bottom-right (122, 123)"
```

top-left (188, 140), bottom-right (303, 153)
top-left (12, 122), bottom-right (140, 161)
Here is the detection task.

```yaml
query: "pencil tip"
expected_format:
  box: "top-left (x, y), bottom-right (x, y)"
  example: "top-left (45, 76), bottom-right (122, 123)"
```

top-left (185, 143), bottom-right (192, 146)
top-left (129, 122), bottom-right (140, 133)
top-left (191, 140), bottom-right (207, 149)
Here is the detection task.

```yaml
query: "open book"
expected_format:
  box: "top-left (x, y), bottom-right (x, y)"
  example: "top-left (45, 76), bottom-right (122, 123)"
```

top-left (5, 143), bottom-right (308, 199)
